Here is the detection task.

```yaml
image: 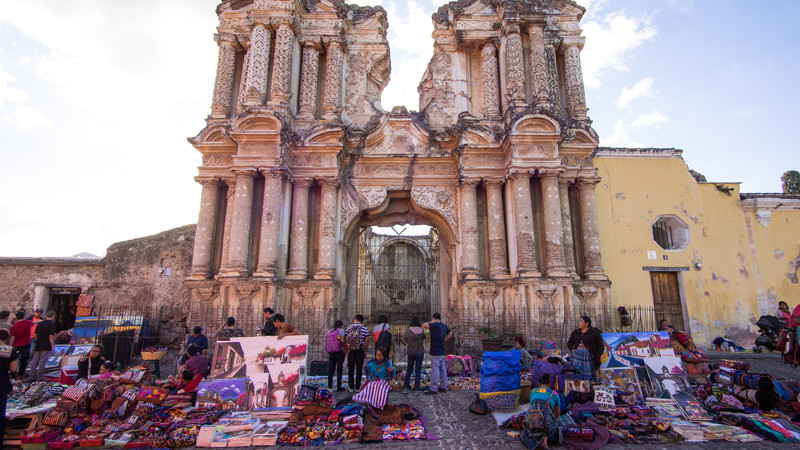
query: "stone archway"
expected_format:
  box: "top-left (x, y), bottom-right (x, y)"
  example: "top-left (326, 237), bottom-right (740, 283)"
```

top-left (340, 191), bottom-right (455, 357)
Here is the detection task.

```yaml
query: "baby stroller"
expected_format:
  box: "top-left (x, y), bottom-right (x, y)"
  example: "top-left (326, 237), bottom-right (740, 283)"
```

top-left (753, 315), bottom-right (783, 352)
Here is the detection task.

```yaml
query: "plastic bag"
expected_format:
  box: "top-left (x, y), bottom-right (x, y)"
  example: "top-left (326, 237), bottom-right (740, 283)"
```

top-left (480, 350), bottom-right (522, 392)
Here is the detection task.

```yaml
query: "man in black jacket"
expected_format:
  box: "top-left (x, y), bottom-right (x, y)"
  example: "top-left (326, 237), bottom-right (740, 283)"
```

top-left (258, 308), bottom-right (277, 336)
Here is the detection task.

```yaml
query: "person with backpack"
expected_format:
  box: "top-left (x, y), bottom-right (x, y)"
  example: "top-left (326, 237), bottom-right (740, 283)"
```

top-left (403, 316), bottom-right (425, 394)
top-left (373, 315), bottom-right (392, 358)
top-left (345, 315), bottom-right (370, 391)
top-left (325, 320), bottom-right (346, 391)
top-left (525, 373), bottom-right (561, 448)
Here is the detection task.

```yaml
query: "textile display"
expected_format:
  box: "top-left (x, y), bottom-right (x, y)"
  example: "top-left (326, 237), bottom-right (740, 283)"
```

top-left (352, 380), bottom-right (391, 410)
top-left (480, 390), bottom-right (520, 413)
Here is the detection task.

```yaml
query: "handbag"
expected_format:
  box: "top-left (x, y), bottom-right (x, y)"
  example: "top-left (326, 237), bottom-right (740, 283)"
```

top-left (43, 408), bottom-right (69, 427)
top-left (62, 385), bottom-right (88, 403)
top-left (469, 392), bottom-right (489, 415)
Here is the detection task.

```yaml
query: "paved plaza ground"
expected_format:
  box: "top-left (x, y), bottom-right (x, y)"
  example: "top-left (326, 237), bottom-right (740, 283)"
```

top-left (317, 349), bottom-right (800, 449)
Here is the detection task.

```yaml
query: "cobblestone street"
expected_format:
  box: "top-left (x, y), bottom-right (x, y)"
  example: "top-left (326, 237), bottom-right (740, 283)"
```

top-left (319, 350), bottom-right (800, 449)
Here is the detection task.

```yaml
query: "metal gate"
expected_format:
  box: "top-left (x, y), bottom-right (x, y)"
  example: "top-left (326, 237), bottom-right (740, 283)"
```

top-left (356, 225), bottom-right (440, 364)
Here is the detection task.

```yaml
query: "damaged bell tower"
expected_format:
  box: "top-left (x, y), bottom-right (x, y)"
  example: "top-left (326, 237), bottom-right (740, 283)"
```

top-left (185, 0), bottom-right (609, 355)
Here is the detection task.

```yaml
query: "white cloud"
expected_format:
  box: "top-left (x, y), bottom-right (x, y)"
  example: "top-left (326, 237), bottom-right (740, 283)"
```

top-left (630, 110), bottom-right (669, 130)
top-left (0, 66), bottom-right (28, 105)
top-left (602, 119), bottom-right (638, 147)
top-left (580, 9), bottom-right (657, 89)
top-left (3, 106), bottom-right (50, 132)
top-left (615, 77), bottom-right (655, 109)
top-left (380, 1), bottom-right (435, 110)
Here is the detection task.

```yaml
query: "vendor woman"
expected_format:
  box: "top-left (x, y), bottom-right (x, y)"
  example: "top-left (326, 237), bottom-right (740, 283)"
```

top-left (365, 347), bottom-right (395, 381)
top-left (77, 344), bottom-right (106, 380)
top-left (515, 336), bottom-right (535, 368)
top-left (174, 369), bottom-right (203, 394)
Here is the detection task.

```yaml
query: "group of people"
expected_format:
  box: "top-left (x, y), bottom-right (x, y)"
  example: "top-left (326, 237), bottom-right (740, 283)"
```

top-left (323, 313), bottom-right (451, 395)
top-left (0, 308), bottom-right (58, 382)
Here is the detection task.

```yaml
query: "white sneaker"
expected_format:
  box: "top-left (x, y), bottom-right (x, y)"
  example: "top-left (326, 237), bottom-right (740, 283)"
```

top-left (347, 387), bottom-right (354, 392)
top-left (403, 389), bottom-right (409, 394)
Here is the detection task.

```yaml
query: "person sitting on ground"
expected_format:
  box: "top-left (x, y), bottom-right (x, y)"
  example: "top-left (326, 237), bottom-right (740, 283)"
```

top-left (658, 319), bottom-right (675, 333)
top-left (733, 377), bottom-right (775, 411)
top-left (77, 345), bottom-right (106, 380)
top-left (273, 314), bottom-right (300, 340)
top-left (365, 347), bottom-right (395, 382)
top-left (526, 373), bottom-right (561, 448)
top-left (96, 361), bottom-right (120, 380)
top-left (215, 317), bottom-right (244, 341)
top-left (515, 336), bottom-right (535, 368)
top-left (174, 369), bottom-right (203, 394)
top-left (54, 328), bottom-right (72, 344)
top-left (181, 345), bottom-right (210, 377)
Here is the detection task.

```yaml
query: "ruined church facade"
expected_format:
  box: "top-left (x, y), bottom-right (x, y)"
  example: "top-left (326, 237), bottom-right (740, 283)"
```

top-left (186, 0), bottom-right (609, 344)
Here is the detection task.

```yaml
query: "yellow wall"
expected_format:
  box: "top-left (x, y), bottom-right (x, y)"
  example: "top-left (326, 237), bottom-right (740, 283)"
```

top-left (592, 149), bottom-right (800, 347)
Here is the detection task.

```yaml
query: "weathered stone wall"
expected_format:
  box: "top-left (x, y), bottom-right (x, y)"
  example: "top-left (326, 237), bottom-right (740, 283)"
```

top-left (0, 225), bottom-right (195, 314)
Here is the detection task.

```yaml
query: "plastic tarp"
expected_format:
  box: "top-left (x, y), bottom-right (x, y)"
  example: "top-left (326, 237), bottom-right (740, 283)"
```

top-left (480, 350), bottom-right (522, 393)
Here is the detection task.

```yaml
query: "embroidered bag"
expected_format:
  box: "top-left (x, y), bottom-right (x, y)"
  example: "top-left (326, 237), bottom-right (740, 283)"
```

top-left (62, 385), bottom-right (88, 403)
top-left (43, 408), bottom-right (69, 427)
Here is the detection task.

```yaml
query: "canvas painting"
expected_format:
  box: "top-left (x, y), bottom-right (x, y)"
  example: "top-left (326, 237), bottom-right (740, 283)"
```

top-left (196, 378), bottom-right (253, 411)
top-left (47, 345), bottom-right (71, 367)
top-left (600, 331), bottom-right (672, 368)
top-left (71, 317), bottom-right (100, 344)
top-left (209, 336), bottom-right (308, 409)
top-left (635, 366), bottom-right (655, 398)
top-left (672, 392), bottom-right (713, 421)
top-left (599, 368), bottom-right (644, 405)
top-left (644, 356), bottom-right (692, 399)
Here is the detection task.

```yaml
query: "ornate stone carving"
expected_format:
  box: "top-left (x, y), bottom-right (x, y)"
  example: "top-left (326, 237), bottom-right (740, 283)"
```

top-left (235, 283), bottom-right (260, 300)
top-left (202, 154), bottom-right (234, 166)
top-left (297, 42), bottom-right (320, 119)
top-left (295, 285), bottom-right (320, 308)
top-left (322, 39), bottom-right (343, 119)
top-left (481, 42), bottom-right (500, 118)
top-left (358, 186), bottom-right (388, 209)
top-left (564, 44), bottom-right (587, 119)
top-left (346, 34), bottom-right (386, 44)
top-left (528, 26), bottom-right (549, 107)
top-left (236, 45), bottom-right (251, 112)
top-left (244, 24), bottom-right (271, 106)
top-left (545, 41), bottom-right (561, 113)
top-left (560, 156), bottom-right (584, 167)
top-left (269, 24), bottom-right (294, 106)
top-left (195, 285), bottom-right (220, 302)
top-left (411, 186), bottom-right (457, 230)
top-left (535, 284), bottom-right (560, 309)
top-left (505, 32), bottom-right (525, 105)
top-left (300, 19), bottom-right (340, 29)
top-left (340, 190), bottom-right (358, 230)
top-left (476, 285), bottom-right (499, 316)
top-left (455, 20), bottom-right (494, 30)
top-left (211, 34), bottom-right (238, 116)
top-left (253, 0), bottom-right (294, 10)
top-left (575, 285), bottom-right (598, 308)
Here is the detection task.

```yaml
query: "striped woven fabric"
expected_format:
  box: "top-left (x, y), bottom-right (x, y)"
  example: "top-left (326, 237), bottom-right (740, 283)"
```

top-left (352, 380), bottom-right (390, 410)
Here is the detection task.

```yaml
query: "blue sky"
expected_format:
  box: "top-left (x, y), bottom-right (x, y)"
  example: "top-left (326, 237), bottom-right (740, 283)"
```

top-left (0, 0), bottom-right (797, 257)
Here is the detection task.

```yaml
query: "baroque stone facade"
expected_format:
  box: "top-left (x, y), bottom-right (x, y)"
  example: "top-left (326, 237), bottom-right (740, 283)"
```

top-left (186, 0), bottom-right (610, 345)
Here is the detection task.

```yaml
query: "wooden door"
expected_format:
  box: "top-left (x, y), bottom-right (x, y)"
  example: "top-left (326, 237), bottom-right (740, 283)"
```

top-left (650, 271), bottom-right (685, 332)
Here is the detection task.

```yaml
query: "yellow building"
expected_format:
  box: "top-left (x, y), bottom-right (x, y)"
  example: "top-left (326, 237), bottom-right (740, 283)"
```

top-left (593, 148), bottom-right (800, 348)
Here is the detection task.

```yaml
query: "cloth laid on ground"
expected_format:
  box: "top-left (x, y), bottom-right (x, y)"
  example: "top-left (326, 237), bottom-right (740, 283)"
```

top-left (352, 380), bottom-right (390, 409)
top-left (492, 402), bottom-right (531, 427)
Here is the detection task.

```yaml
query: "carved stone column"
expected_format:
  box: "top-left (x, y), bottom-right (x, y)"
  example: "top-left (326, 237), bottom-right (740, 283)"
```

top-left (211, 34), bottom-right (239, 118)
top-left (315, 178), bottom-right (338, 279)
top-left (504, 29), bottom-right (526, 108)
top-left (576, 176), bottom-right (605, 279)
top-left (460, 179), bottom-right (480, 278)
top-left (558, 176), bottom-right (577, 276)
top-left (322, 39), bottom-right (344, 120)
top-left (255, 168), bottom-right (284, 278)
top-left (509, 172), bottom-right (539, 277)
top-left (222, 169), bottom-right (258, 276)
top-left (297, 40), bottom-right (321, 119)
top-left (189, 178), bottom-right (220, 279)
top-left (484, 178), bottom-right (509, 277)
top-left (539, 170), bottom-right (568, 276)
top-left (268, 22), bottom-right (295, 107)
top-left (562, 38), bottom-right (587, 121)
top-left (481, 42), bottom-right (500, 119)
top-left (235, 37), bottom-right (250, 113)
top-left (544, 38), bottom-right (562, 113)
top-left (243, 23), bottom-right (272, 107)
top-left (219, 179), bottom-right (237, 270)
top-left (286, 178), bottom-right (312, 279)
top-left (527, 25), bottom-right (549, 108)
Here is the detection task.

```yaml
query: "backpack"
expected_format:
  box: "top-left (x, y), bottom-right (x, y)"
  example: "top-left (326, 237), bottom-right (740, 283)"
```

top-left (469, 393), bottom-right (489, 415)
top-left (375, 324), bottom-right (392, 353)
top-left (324, 328), bottom-right (342, 353)
top-left (345, 325), bottom-right (364, 351)
top-left (524, 395), bottom-right (556, 433)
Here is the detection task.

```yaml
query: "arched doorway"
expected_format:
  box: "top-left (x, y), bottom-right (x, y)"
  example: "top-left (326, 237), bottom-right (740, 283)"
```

top-left (341, 190), bottom-right (454, 363)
